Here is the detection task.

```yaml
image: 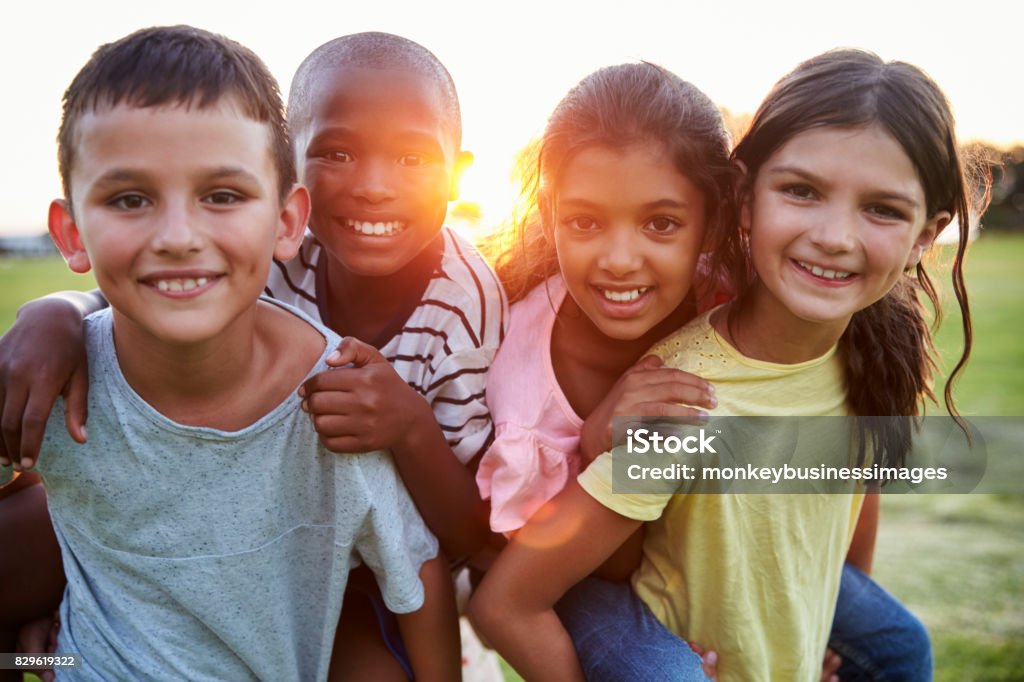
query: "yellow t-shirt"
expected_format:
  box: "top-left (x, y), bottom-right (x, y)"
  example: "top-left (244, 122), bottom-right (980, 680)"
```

top-left (578, 309), bottom-right (863, 682)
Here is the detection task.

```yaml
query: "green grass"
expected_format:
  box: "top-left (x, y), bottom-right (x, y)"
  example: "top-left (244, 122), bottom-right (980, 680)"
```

top-left (930, 232), bottom-right (1024, 416)
top-left (0, 256), bottom-right (95, 332)
top-left (2, 233), bottom-right (1022, 681)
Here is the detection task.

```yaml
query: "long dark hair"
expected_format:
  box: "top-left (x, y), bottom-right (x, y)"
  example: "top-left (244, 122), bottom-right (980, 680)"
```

top-left (731, 49), bottom-right (989, 467)
top-left (486, 62), bottom-right (740, 306)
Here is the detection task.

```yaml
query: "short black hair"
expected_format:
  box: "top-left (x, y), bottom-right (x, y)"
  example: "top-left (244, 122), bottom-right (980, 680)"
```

top-left (288, 32), bottom-right (461, 149)
top-left (58, 25), bottom-right (294, 201)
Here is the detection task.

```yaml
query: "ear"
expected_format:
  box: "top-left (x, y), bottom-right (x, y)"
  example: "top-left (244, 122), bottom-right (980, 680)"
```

top-left (48, 200), bottom-right (91, 274)
top-left (448, 150), bottom-right (474, 202)
top-left (907, 210), bottom-right (950, 269)
top-left (273, 184), bottom-right (311, 262)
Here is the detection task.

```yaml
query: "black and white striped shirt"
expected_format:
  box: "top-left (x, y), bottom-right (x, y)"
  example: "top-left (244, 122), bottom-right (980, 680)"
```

top-left (265, 227), bottom-right (508, 464)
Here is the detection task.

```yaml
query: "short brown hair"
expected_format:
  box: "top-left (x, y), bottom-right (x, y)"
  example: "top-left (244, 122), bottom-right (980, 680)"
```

top-left (58, 25), bottom-right (295, 202)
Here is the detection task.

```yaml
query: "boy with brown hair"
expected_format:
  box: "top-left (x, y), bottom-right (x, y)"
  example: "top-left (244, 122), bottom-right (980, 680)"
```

top-left (0, 25), bottom-right (441, 681)
top-left (1, 30), bottom-right (505, 679)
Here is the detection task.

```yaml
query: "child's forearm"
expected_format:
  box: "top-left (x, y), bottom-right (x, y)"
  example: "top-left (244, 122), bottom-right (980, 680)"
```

top-left (17, 289), bottom-right (107, 320)
top-left (395, 554), bottom-right (460, 682)
top-left (392, 400), bottom-right (491, 558)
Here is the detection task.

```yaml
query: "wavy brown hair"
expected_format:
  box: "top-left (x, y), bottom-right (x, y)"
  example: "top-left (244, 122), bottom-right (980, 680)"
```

top-left (484, 62), bottom-right (741, 306)
top-left (731, 49), bottom-right (990, 467)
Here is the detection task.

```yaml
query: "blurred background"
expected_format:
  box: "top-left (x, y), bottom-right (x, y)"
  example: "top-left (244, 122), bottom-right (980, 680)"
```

top-left (2, 1), bottom-right (1021, 679)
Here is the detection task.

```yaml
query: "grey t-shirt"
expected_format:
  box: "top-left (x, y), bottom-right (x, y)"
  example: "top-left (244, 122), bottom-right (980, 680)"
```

top-left (4, 303), bottom-right (437, 681)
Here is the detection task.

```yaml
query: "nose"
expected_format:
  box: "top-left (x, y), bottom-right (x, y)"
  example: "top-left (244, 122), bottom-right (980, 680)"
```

top-left (596, 227), bottom-right (643, 276)
top-left (150, 201), bottom-right (203, 256)
top-left (809, 207), bottom-right (857, 254)
top-left (351, 157), bottom-right (398, 204)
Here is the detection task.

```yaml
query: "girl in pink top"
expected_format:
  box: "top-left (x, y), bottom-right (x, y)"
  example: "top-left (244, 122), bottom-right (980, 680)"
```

top-left (476, 64), bottom-right (728, 539)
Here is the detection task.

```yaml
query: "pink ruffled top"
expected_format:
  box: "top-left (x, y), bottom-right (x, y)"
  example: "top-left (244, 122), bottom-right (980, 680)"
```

top-left (475, 276), bottom-right (584, 534)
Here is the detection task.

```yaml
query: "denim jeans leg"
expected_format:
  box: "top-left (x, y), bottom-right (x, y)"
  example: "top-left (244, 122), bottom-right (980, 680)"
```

top-left (829, 562), bottom-right (932, 682)
top-left (555, 576), bottom-right (709, 682)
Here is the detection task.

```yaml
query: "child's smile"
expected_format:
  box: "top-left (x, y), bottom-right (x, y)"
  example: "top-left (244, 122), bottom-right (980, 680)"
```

top-left (552, 141), bottom-right (706, 341)
top-left (297, 65), bottom-right (459, 278)
top-left (52, 101), bottom-right (300, 349)
top-left (740, 124), bottom-right (946, 356)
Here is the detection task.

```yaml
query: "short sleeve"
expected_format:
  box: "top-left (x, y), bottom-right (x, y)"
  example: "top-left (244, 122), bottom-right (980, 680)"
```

top-left (352, 450), bottom-right (440, 614)
top-left (476, 423), bottom-right (583, 534)
top-left (426, 347), bottom-right (496, 466)
top-left (577, 447), bottom-right (673, 522)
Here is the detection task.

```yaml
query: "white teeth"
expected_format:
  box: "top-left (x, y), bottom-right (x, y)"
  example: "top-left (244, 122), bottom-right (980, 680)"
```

top-left (799, 261), bottom-right (852, 281)
top-left (602, 288), bottom-right (648, 303)
top-left (347, 219), bottom-right (404, 236)
top-left (155, 277), bottom-right (211, 292)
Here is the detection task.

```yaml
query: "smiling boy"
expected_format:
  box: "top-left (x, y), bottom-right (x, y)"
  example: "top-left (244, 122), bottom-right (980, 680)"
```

top-left (0, 26), bottom-right (437, 680)
top-left (270, 33), bottom-right (507, 677)
top-left (0, 30), bottom-right (506, 680)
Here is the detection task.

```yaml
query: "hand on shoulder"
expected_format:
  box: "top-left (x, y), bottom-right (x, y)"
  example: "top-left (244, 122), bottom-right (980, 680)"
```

top-left (299, 336), bottom-right (432, 454)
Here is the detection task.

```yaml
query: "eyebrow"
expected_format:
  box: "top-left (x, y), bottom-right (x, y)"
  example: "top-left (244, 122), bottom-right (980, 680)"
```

top-left (92, 166), bottom-right (262, 189)
top-left (558, 197), bottom-right (693, 211)
top-left (767, 166), bottom-right (921, 208)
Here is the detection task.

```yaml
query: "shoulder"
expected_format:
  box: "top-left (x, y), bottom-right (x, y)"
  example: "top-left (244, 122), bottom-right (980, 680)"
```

top-left (646, 308), bottom-right (718, 371)
top-left (259, 298), bottom-right (338, 375)
top-left (420, 227), bottom-right (507, 350)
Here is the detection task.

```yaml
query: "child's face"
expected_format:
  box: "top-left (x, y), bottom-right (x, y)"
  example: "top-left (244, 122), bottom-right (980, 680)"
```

top-left (50, 101), bottom-right (307, 347)
top-left (552, 141), bottom-right (706, 340)
top-left (295, 65), bottom-right (463, 277)
top-left (743, 124), bottom-right (947, 334)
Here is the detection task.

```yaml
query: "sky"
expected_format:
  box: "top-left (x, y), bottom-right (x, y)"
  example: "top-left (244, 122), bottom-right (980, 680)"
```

top-left (0, 0), bottom-right (1020, 235)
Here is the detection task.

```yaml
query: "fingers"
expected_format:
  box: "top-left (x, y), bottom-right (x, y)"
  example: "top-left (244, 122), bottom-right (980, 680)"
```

top-left (299, 365), bottom-right (361, 398)
top-left (307, 414), bottom-right (381, 453)
top-left (625, 378), bottom-right (716, 413)
top-left (63, 364), bottom-right (90, 445)
top-left (621, 368), bottom-right (716, 409)
top-left (1, 383), bottom-right (52, 470)
top-left (14, 388), bottom-right (63, 470)
top-left (821, 647), bottom-right (842, 682)
top-left (701, 650), bottom-right (719, 681)
top-left (632, 354), bottom-right (664, 370)
top-left (326, 336), bottom-right (386, 368)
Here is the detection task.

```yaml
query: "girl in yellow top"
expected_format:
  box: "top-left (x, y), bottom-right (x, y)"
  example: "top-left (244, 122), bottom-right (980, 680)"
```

top-left (470, 49), bottom-right (983, 682)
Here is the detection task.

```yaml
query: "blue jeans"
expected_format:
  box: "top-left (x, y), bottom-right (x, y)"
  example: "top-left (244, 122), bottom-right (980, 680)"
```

top-left (829, 563), bottom-right (933, 681)
top-left (556, 576), bottom-right (709, 682)
top-left (556, 564), bottom-right (930, 681)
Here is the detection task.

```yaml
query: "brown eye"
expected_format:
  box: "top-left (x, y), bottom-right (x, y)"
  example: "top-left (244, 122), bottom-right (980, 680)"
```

top-left (205, 191), bottom-right (244, 206)
top-left (867, 204), bottom-right (907, 221)
top-left (565, 216), bottom-right (598, 232)
top-left (110, 194), bottom-right (149, 210)
top-left (782, 184), bottom-right (817, 200)
top-left (646, 217), bottom-right (680, 234)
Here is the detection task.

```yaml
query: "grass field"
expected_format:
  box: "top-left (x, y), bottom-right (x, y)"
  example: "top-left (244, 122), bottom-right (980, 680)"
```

top-left (2, 232), bottom-right (1022, 681)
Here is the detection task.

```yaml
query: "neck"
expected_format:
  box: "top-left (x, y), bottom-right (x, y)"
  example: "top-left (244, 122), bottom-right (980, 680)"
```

top-left (111, 306), bottom-right (263, 427)
top-left (719, 281), bottom-right (848, 364)
top-left (321, 234), bottom-right (443, 346)
top-left (554, 294), bottom-right (695, 380)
